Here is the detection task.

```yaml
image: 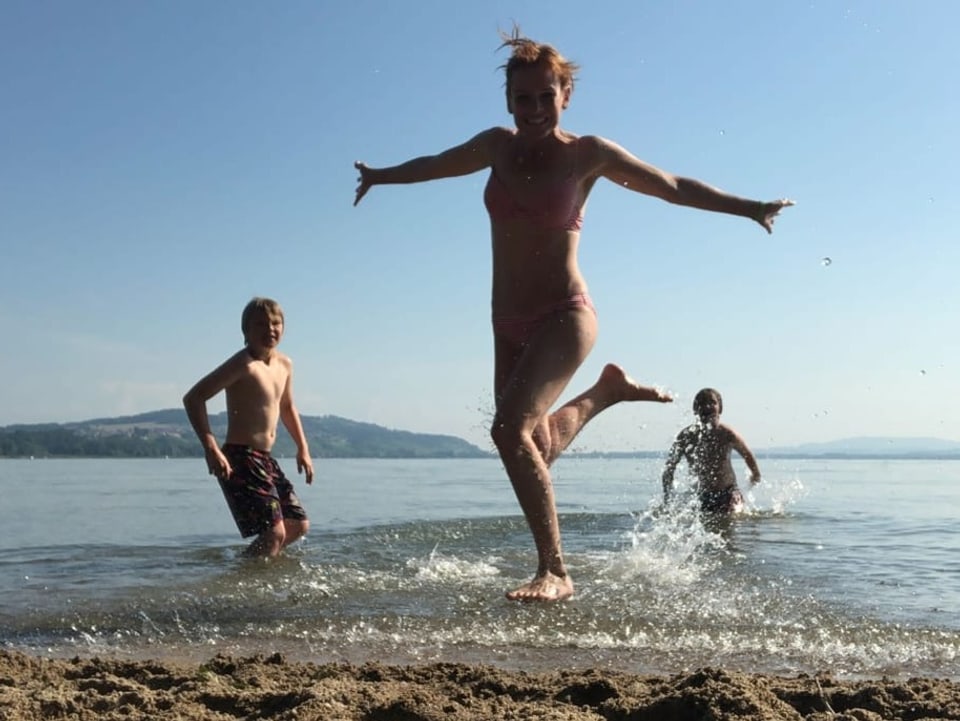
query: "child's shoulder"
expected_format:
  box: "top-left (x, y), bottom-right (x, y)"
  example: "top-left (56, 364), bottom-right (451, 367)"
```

top-left (233, 347), bottom-right (258, 362)
top-left (715, 423), bottom-right (740, 441)
top-left (676, 424), bottom-right (700, 441)
top-left (224, 347), bottom-right (277, 372)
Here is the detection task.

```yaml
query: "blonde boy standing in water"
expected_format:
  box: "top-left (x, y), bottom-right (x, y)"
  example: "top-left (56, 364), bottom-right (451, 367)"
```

top-left (183, 297), bottom-right (314, 558)
top-left (354, 28), bottom-right (791, 601)
top-left (662, 388), bottom-right (761, 516)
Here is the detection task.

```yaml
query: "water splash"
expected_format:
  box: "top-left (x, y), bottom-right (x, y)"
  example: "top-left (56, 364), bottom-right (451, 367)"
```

top-left (409, 545), bottom-right (500, 583)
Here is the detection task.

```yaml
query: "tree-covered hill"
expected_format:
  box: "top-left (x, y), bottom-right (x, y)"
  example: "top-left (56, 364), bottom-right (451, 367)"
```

top-left (0, 409), bottom-right (491, 459)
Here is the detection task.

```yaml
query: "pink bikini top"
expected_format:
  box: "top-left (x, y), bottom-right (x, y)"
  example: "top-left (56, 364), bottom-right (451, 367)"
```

top-left (483, 170), bottom-right (585, 232)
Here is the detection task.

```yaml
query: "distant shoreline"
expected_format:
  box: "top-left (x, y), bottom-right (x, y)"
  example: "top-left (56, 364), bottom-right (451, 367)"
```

top-left (3, 409), bottom-right (960, 460)
top-left (4, 452), bottom-right (960, 461)
top-left (567, 451), bottom-right (960, 461)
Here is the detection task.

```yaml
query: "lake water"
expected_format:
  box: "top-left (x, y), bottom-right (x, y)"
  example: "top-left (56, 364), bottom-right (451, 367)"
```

top-left (1, 456), bottom-right (958, 679)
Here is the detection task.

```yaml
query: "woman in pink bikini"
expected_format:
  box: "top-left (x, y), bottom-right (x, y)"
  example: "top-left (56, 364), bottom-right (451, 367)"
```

top-left (354, 28), bottom-right (792, 602)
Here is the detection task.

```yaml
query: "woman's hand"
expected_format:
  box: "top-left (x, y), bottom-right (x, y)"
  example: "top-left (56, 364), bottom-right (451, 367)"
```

top-left (354, 161), bottom-right (374, 206)
top-left (755, 198), bottom-right (795, 234)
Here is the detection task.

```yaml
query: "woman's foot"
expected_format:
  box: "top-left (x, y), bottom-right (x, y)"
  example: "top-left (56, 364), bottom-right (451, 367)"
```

top-left (598, 363), bottom-right (673, 403)
top-left (506, 572), bottom-right (574, 602)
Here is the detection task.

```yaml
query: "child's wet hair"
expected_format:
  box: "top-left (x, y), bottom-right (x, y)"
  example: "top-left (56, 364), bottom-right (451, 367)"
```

top-left (693, 388), bottom-right (723, 415)
top-left (241, 297), bottom-right (284, 336)
top-left (497, 25), bottom-right (579, 96)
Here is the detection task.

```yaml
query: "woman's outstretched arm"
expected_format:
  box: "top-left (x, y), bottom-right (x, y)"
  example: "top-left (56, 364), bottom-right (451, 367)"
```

top-left (589, 135), bottom-right (793, 233)
top-left (354, 128), bottom-right (503, 205)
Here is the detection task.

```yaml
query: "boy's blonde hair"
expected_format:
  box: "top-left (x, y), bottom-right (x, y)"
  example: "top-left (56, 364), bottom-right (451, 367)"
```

top-left (497, 25), bottom-right (579, 97)
top-left (241, 297), bottom-right (284, 337)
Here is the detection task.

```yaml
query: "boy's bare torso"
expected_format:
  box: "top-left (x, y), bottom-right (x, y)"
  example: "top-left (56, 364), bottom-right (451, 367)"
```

top-left (223, 349), bottom-right (291, 452)
top-left (676, 424), bottom-right (739, 493)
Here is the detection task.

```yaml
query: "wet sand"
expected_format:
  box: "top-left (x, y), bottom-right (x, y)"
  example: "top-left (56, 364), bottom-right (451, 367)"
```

top-left (2, 650), bottom-right (959, 720)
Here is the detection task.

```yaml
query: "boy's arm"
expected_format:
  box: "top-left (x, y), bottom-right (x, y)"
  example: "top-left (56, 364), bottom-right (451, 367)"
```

top-left (354, 128), bottom-right (501, 205)
top-left (661, 436), bottom-right (684, 501)
top-left (590, 135), bottom-right (793, 234)
top-left (729, 429), bottom-right (761, 484)
top-left (182, 352), bottom-right (246, 479)
top-left (279, 365), bottom-right (314, 485)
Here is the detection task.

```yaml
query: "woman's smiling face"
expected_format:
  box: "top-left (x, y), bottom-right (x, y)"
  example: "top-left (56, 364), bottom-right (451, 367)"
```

top-left (507, 63), bottom-right (570, 139)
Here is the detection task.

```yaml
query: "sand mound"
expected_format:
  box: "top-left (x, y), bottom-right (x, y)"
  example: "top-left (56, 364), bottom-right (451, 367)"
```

top-left (1, 650), bottom-right (958, 720)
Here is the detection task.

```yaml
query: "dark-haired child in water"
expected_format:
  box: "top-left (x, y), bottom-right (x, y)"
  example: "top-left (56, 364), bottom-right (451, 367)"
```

top-left (662, 388), bottom-right (760, 515)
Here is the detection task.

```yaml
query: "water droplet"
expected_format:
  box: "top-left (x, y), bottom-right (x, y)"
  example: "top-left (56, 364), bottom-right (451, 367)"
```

top-left (718, 129), bottom-right (725, 136)
top-left (821, 257), bottom-right (832, 267)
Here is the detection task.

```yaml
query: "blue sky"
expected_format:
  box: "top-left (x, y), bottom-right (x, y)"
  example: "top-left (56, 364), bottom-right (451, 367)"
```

top-left (1, 1), bottom-right (957, 452)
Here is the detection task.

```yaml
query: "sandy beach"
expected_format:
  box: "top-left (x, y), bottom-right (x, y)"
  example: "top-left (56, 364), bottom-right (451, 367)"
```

top-left (1, 650), bottom-right (958, 721)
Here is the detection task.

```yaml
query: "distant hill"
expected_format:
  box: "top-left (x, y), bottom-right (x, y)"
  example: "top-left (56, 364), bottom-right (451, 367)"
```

top-left (0, 409), bottom-right (491, 459)
top-left (3, 414), bottom-right (958, 461)
top-left (760, 436), bottom-right (960, 459)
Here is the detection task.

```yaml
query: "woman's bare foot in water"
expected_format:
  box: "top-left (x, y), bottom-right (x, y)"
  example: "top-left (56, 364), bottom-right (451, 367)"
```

top-left (506, 572), bottom-right (574, 602)
top-left (599, 363), bottom-right (673, 403)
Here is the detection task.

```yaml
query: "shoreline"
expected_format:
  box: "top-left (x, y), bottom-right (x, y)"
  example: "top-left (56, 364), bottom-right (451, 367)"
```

top-left (2, 649), bottom-right (959, 720)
